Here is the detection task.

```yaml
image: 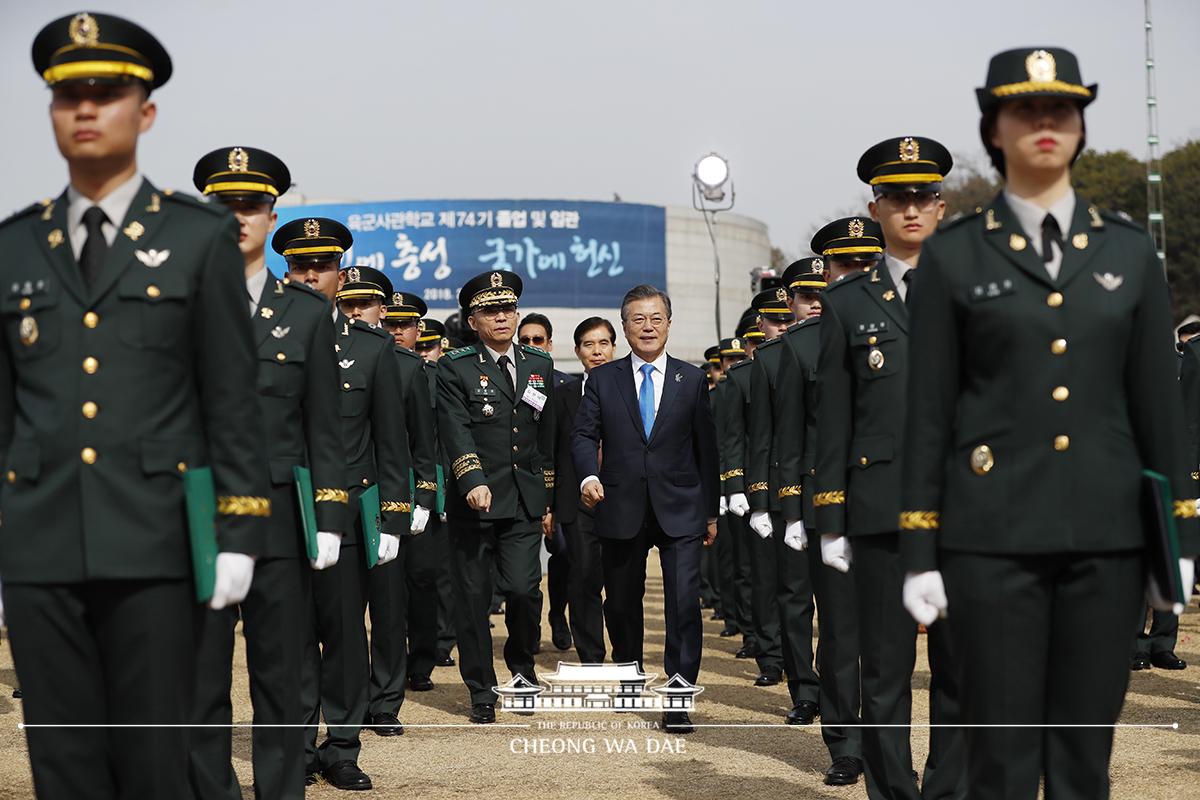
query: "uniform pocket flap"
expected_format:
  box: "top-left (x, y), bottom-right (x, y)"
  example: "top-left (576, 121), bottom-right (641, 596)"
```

top-left (850, 324), bottom-right (897, 345)
top-left (848, 434), bottom-right (894, 468)
top-left (5, 440), bottom-right (41, 481)
top-left (141, 437), bottom-right (206, 475)
top-left (117, 270), bottom-right (190, 302)
top-left (1, 284), bottom-right (58, 313)
top-left (260, 340), bottom-right (307, 365)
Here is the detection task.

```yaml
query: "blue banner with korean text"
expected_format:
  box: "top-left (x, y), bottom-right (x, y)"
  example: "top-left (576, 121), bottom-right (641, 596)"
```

top-left (268, 200), bottom-right (666, 310)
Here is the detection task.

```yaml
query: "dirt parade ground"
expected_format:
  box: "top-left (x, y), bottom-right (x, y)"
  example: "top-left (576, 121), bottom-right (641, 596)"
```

top-left (0, 558), bottom-right (1198, 799)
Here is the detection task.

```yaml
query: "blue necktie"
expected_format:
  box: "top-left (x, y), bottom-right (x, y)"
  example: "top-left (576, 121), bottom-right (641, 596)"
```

top-left (639, 363), bottom-right (656, 439)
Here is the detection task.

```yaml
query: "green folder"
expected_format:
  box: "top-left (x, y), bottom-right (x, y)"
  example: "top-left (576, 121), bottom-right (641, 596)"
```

top-left (292, 466), bottom-right (320, 561)
top-left (360, 483), bottom-right (382, 568)
top-left (183, 466), bottom-right (218, 603)
top-left (435, 464), bottom-right (445, 517)
top-left (1141, 469), bottom-right (1185, 608)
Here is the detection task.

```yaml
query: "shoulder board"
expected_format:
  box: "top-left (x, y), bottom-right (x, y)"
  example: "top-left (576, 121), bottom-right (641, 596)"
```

top-left (756, 336), bottom-right (782, 350)
top-left (423, 358), bottom-right (438, 370)
top-left (940, 207), bottom-right (983, 232)
top-left (395, 345), bottom-right (422, 361)
top-left (519, 342), bottom-right (552, 359)
top-left (728, 359), bottom-right (753, 371)
top-left (446, 345), bottom-right (478, 360)
top-left (0, 199), bottom-right (51, 229)
top-left (161, 188), bottom-right (226, 216)
top-left (282, 277), bottom-right (325, 300)
top-left (824, 270), bottom-right (867, 292)
top-left (349, 319), bottom-right (390, 339)
top-left (1099, 208), bottom-right (1142, 230)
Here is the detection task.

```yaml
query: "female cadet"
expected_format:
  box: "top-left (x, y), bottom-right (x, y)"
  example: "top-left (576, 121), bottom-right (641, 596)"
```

top-left (898, 47), bottom-right (1198, 799)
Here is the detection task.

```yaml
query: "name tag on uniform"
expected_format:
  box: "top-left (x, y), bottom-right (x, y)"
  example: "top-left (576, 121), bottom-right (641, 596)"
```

top-left (522, 385), bottom-right (547, 412)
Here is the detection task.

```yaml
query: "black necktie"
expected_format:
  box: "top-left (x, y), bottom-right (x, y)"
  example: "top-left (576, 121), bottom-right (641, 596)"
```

top-left (497, 355), bottom-right (515, 393)
top-left (901, 269), bottom-right (913, 301)
top-left (1041, 214), bottom-right (1062, 264)
top-left (80, 206), bottom-right (109, 289)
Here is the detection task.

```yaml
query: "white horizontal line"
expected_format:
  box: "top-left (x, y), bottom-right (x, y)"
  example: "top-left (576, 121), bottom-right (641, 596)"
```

top-left (687, 723), bottom-right (1179, 729)
top-left (18, 724), bottom-right (531, 729)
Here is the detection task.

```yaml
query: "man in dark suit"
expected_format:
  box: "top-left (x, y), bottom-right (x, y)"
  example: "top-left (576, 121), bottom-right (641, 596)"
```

top-left (571, 285), bottom-right (720, 733)
top-left (553, 316), bottom-right (617, 663)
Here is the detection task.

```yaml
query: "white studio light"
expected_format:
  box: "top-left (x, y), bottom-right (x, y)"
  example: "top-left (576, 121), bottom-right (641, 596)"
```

top-left (694, 153), bottom-right (730, 191)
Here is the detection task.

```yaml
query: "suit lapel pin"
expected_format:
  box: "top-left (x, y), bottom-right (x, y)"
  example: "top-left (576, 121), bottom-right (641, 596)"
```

top-left (274, 280), bottom-right (285, 295)
top-left (339, 359), bottom-right (355, 369)
top-left (341, 321), bottom-right (350, 336)
top-left (40, 200), bottom-right (55, 221)
top-left (1072, 233), bottom-right (1088, 250)
top-left (1088, 206), bottom-right (1104, 229)
top-left (146, 194), bottom-right (161, 214)
top-left (674, 372), bottom-right (683, 383)
top-left (47, 229), bottom-right (64, 249)
top-left (271, 325), bottom-right (291, 339)
top-left (882, 289), bottom-right (896, 302)
top-left (1094, 272), bottom-right (1124, 292)
top-left (260, 306), bottom-right (274, 319)
top-left (123, 221), bottom-right (145, 241)
top-left (985, 208), bottom-right (1001, 230)
top-left (135, 248), bottom-right (170, 267)
top-left (870, 270), bottom-right (881, 283)
top-left (1009, 233), bottom-right (1027, 252)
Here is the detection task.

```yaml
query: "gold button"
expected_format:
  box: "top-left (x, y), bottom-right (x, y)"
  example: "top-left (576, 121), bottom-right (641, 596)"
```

top-left (1047, 292), bottom-right (1063, 308)
top-left (512, 445), bottom-right (519, 452)
top-left (1052, 386), bottom-right (1069, 402)
top-left (1050, 339), bottom-right (1067, 355)
top-left (81, 447), bottom-right (97, 464)
top-left (859, 456), bottom-right (868, 466)
top-left (1054, 435), bottom-right (1070, 451)
top-left (83, 311), bottom-right (100, 328)
top-left (82, 356), bottom-right (99, 374)
top-left (513, 427), bottom-right (519, 433)
top-left (276, 352), bottom-right (286, 362)
top-left (81, 401), bottom-right (98, 419)
top-left (868, 335), bottom-right (878, 345)
top-left (5, 470), bottom-right (14, 484)
top-left (177, 462), bottom-right (188, 473)
top-left (19, 298), bottom-right (31, 311)
top-left (145, 285), bottom-right (161, 299)
top-left (343, 382), bottom-right (351, 390)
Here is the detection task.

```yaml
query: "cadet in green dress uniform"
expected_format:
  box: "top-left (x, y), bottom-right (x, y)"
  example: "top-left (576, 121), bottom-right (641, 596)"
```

top-left (709, 345), bottom-right (743, 637)
top-left (437, 270), bottom-right (556, 723)
top-left (1, 14), bottom-right (270, 798)
top-left (775, 257), bottom-right (864, 784)
top-left (701, 345), bottom-right (725, 615)
top-left (189, 148), bottom-right (347, 800)
top-left (278, 223), bottom-right (410, 791)
top-left (747, 285), bottom-right (827, 705)
top-left (339, 275), bottom-right (435, 735)
top-left (717, 336), bottom-right (755, 650)
top-left (415, 318), bottom-right (460, 667)
top-left (815, 199), bottom-right (965, 797)
top-left (900, 48), bottom-right (1199, 799)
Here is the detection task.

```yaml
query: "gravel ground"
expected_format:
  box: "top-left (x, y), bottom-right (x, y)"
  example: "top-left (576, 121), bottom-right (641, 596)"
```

top-left (0, 560), bottom-right (1197, 799)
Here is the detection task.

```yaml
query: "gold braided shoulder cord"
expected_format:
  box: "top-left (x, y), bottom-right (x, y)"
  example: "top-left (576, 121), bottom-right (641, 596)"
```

top-left (812, 491), bottom-right (845, 507)
top-left (314, 488), bottom-right (349, 504)
top-left (899, 510), bottom-right (940, 530)
top-left (217, 495), bottom-right (272, 517)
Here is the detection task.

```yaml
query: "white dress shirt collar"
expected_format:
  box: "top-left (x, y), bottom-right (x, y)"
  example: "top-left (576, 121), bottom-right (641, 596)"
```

top-left (66, 172), bottom-right (144, 254)
top-left (1004, 189), bottom-right (1076, 254)
top-left (630, 349), bottom-right (668, 376)
top-left (246, 267), bottom-right (270, 316)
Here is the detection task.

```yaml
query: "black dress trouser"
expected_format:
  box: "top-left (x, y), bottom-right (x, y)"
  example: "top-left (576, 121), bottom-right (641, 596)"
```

top-left (561, 512), bottom-right (606, 663)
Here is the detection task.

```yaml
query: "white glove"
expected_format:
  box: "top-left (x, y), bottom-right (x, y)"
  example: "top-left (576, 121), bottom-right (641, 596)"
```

top-left (411, 505), bottom-right (431, 535)
top-left (439, 513), bottom-right (447, 523)
top-left (310, 531), bottom-right (342, 571)
top-left (719, 496), bottom-right (728, 516)
top-left (749, 511), bottom-right (773, 538)
top-left (903, 570), bottom-right (949, 626)
top-left (783, 519), bottom-right (807, 551)
top-left (377, 533), bottom-right (400, 565)
top-left (1147, 558), bottom-right (1197, 615)
top-left (820, 534), bottom-right (852, 573)
top-left (728, 493), bottom-right (749, 517)
top-left (210, 552), bottom-right (256, 610)
top-left (1195, 498), bottom-right (1200, 516)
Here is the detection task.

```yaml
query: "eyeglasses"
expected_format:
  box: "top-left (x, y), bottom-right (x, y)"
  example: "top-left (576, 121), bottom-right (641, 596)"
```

top-left (475, 304), bottom-right (517, 319)
top-left (875, 190), bottom-right (941, 212)
top-left (625, 315), bottom-right (668, 328)
top-left (519, 334), bottom-right (547, 346)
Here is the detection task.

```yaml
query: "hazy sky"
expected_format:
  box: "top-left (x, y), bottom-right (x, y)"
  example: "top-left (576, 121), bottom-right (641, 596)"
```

top-left (4, 1), bottom-right (1198, 259)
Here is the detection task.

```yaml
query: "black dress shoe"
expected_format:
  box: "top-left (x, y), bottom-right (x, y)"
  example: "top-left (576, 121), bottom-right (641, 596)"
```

top-left (11, 688), bottom-right (22, 699)
top-left (322, 760), bottom-right (372, 791)
top-left (366, 712), bottom-right (404, 736)
top-left (1151, 651), bottom-right (1187, 670)
top-left (435, 652), bottom-right (456, 667)
top-left (1131, 654), bottom-right (1152, 671)
top-left (470, 703), bottom-right (496, 724)
top-left (409, 675), bottom-right (434, 691)
top-left (718, 625), bottom-right (738, 637)
top-left (661, 711), bottom-right (695, 734)
top-left (551, 619), bottom-right (573, 651)
top-left (754, 670), bottom-right (782, 687)
top-left (489, 603), bottom-right (504, 615)
top-left (824, 756), bottom-right (862, 786)
top-left (786, 700), bottom-right (820, 725)
top-left (735, 645), bottom-right (760, 659)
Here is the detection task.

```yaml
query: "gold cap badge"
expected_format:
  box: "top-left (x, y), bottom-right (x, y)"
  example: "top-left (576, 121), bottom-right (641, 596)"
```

top-left (1025, 49), bottom-right (1057, 83)
top-left (490, 272), bottom-right (503, 288)
top-left (899, 137), bottom-right (919, 162)
top-left (775, 287), bottom-right (787, 302)
top-left (731, 337), bottom-right (740, 349)
top-left (848, 218), bottom-right (865, 238)
top-left (69, 12), bottom-right (100, 47)
top-left (346, 267), bottom-right (361, 283)
top-left (418, 319), bottom-right (426, 332)
top-left (227, 147), bottom-right (249, 173)
top-left (811, 258), bottom-right (824, 272)
top-left (392, 292), bottom-right (403, 305)
top-left (303, 219), bottom-right (320, 238)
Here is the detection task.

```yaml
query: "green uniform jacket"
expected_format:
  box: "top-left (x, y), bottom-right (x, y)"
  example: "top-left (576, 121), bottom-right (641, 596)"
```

top-left (437, 343), bottom-right (556, 521)
top-left (901, 194), bottom-right (1199, 571)
top-left (816, 265), bottom-right (908, 538)
top-left (710, 380), bottom-right (727, 498)
top-left (335, 314), bottom-right (411, 539)
top-left (721, 359), bottom-right (754, 495)
top-left (395, 345), bottom-right (437, 511)
top-left (423, 358), bottom-right (447, 516)
top-left (775, 317), bottom-right (821, 524)
top-left (747, 336), bottom-right (785, 514)
top-left (0, 181), bottom-right (269, 582)
top-left (253, 273), bottom-right (346, 558)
